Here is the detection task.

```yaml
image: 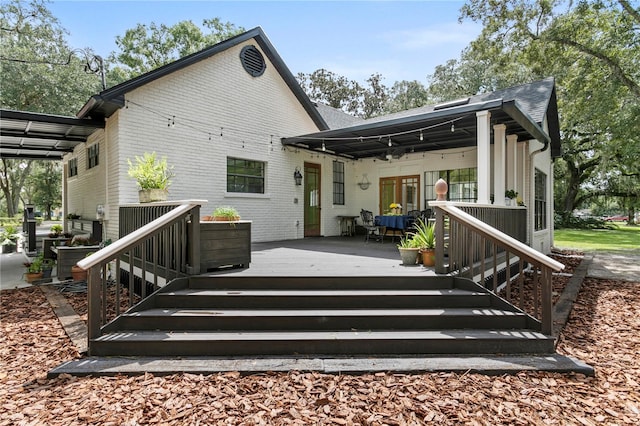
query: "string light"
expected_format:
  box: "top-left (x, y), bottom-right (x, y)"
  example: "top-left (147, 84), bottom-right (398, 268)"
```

top-left (123, 99), bottom-right (476, 160)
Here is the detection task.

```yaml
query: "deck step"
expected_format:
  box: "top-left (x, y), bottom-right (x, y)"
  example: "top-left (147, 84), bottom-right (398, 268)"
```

top-left (115, 307), bottom-right (528, 331)
top-left (92, 275), bottom-right (550, 358)
top-left (155, 288), bottom-right (490, 309)
top-left (187, 275), bottom-right (459, 291)
top-left (91, 329), bottom-right (555, 357)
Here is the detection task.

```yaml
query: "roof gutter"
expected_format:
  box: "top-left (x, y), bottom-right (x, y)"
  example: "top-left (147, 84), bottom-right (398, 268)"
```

top-left (502, 100), bottom-right (549, 152)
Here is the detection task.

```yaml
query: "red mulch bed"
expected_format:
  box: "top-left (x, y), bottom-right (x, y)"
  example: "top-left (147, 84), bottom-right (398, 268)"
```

top-left (1, 253), bottom-right (639, 425)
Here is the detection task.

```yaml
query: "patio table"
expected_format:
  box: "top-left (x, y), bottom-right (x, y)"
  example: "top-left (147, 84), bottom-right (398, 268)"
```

top-left (375, 215), bottom-right (412, 240)
top-left (336, 215), bottom-right (359, 236)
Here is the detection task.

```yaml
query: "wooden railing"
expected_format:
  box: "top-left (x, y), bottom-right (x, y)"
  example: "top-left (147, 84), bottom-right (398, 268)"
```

top-left (456, 203), bottom-right (526, 243)
top-left (76, 202), bottom-right (202, 351)
top-left (431, 202), bottom-right (564, 334)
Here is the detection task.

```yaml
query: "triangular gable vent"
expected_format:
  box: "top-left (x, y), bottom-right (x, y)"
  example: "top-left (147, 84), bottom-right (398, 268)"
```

top-left (240, 45), bottom-right (266, 77)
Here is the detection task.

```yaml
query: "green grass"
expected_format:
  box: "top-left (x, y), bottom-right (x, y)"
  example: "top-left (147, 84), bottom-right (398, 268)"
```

top-left (554, 224), bottom-right (640, 252)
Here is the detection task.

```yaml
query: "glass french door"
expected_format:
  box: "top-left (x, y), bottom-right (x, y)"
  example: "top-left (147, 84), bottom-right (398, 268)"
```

top-left (379, 175), bottom-right (420, 214)
top-left (304, 162), bottom-right (321, 237)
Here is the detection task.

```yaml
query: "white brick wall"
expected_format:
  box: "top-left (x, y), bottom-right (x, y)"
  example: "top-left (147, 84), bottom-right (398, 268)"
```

top-left (64, 130), bottom-right (106, 227)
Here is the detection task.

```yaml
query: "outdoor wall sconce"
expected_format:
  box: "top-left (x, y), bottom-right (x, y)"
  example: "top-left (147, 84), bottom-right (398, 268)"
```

top-left (358, 174), bottom-right (370, 190)
top-left (294, 167), bottom-right (303, 185)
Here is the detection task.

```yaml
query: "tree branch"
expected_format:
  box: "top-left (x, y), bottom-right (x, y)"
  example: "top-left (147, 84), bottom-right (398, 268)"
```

top-left (618, 0), bottom-right (640, 26)
top-left (545, 35), bottom-right (640, 98)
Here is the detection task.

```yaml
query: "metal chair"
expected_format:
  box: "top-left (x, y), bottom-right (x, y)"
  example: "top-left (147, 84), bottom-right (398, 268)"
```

top-left (360, 209), bottom-right (384, 243)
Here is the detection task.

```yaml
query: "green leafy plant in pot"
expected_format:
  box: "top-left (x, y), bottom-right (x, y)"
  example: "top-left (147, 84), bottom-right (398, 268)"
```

top-left (412, 218), bottom-right (436, 266)
top-left (127, 152), bottom-right (175, 203)
top-left (24, 255), bottom-right (44, 283)
top-left (49, 224), bottom-right (63, 238)
top-left (212, 206), bottom-right (241, 222)
top-left (397, 233), bottom-right (420, 265)
top-left (1, 225), bottom-right (20, 253)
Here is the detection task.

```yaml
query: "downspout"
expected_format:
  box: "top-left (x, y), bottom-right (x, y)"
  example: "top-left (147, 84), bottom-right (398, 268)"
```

top-left (529, 136), bottom-right (550, 252)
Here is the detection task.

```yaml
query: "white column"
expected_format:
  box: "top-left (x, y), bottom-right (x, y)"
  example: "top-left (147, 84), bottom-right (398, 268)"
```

top-left (493, 124), bottom-right (506, 206)
top-left (506, 134), bottom-right (518, 194)
top-left (476, 111), bottom-right (491, 204)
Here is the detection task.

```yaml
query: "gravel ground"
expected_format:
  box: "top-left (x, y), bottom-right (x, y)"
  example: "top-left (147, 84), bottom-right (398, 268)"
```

top-left (1, 255), bottom-right (639, 425)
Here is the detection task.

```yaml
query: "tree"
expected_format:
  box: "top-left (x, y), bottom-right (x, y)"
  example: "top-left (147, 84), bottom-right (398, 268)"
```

top-left (455, 0), bottom-right (640, 218)
top-left (296, 69), bottom-right (389, 119)
top-left (0, 0), bottom-right (103, 114)
top-left (0, 159), bottom-right (32, 217)
top-left (107, 18), bottom-right (244, 82)
top-left (0, 0), bottom-right (104, 216)
top-left (384, 80), bottom-right (431, 114)
top-left (24, 161), bottom-right (62, 220)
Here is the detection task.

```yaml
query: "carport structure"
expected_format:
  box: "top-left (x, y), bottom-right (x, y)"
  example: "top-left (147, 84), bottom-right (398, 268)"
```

top-left (0, 109), bottom-right (103, 160)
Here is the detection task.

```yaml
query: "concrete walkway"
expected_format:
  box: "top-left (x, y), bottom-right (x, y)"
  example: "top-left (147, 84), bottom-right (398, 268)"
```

top-left (587, 251), bottom-right (640, 282)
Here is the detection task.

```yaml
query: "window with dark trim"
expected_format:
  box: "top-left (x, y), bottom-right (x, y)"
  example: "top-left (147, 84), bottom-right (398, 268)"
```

top-left (535, 168), bottom-right (547, 231)
top-left (87, 144), bottom-right (99, 169)
top-left (424, 167), bottom-right (477, 206)
top-left (333, 161), bottom-right (345, 205)
top-left (227, 157), bottom-right (265, 194)
top-left (68, 158), bottom-right (78, 177)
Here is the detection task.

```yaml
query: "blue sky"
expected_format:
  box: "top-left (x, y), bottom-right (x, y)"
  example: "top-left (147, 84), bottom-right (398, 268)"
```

top-left (48, 0), bottom-right (481, 85)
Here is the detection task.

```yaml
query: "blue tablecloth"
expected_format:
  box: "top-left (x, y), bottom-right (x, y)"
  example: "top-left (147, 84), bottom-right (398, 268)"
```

top-left (375, 215), bottom-right (412, 230)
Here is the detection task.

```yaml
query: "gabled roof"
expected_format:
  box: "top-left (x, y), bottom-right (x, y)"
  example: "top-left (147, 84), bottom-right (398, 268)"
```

top-left (284, 78), bottom-right (561, 160)
top-left (77, 27), bottom-right (328, 131)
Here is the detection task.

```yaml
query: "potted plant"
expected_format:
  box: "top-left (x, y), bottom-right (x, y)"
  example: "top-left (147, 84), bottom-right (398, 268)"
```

top-left (71, 252), bottom-right (95, 282)
top-left (505, 189), bottom-right (518, 206)
top-left (127, 152), bottom-right (175, 203)
top-left (412, 218), bottom-right (436, 266)
top-left (212, 206), bottom-right (240, 222)
top-left (1, 225), bottom-right (20, 253)
top-left (41, 259), bottom-right (55, 279)
top-left (24, 255), bottom-right (44, 283)
top-left (389, 203), bottom-right (402, 215)
top-left (397, 233), bottom-right (420, 265)
top-left (48, 224), bottom-right (63, 238)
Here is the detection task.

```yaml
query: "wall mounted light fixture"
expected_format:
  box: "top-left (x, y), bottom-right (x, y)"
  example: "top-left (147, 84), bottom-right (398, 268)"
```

top-left (358, 174), bottom-right (370, 190)
top-left (294, 167), bottom-right (303, 185)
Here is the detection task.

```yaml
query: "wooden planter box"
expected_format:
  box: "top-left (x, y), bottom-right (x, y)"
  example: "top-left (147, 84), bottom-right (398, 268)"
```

top-left (199, 221), bottom-right (251, 271)
top-left (51, 245), bottom-right (101, 280)
top-left (42, 237), bottom-right (72, 260)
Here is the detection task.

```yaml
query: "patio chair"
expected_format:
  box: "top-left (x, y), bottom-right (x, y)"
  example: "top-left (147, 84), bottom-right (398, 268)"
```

top-left (407, 209), bottom-right (421, 230)
top-left (360, 209), bottom-right (384, 243)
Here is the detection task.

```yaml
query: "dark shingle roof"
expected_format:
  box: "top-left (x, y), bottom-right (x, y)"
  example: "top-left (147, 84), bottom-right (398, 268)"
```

top-left (364, 77), bottom-right (556, 127)
top-left (313, 102), bottom-right (365, 129)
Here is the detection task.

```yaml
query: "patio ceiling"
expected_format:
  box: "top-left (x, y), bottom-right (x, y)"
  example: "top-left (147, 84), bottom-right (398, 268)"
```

top-left (0, 109), bottom-right (104, 160)
top-left (281, 99), bottom-right (550, 160)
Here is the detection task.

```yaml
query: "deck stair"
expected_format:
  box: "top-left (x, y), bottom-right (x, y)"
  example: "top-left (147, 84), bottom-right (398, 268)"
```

top-left (91, 275), bottom-right (555, 357)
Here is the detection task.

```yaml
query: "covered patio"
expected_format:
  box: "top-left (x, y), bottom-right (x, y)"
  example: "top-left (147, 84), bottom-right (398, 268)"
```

top-left (283, 78), bottom-right (560, 208)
